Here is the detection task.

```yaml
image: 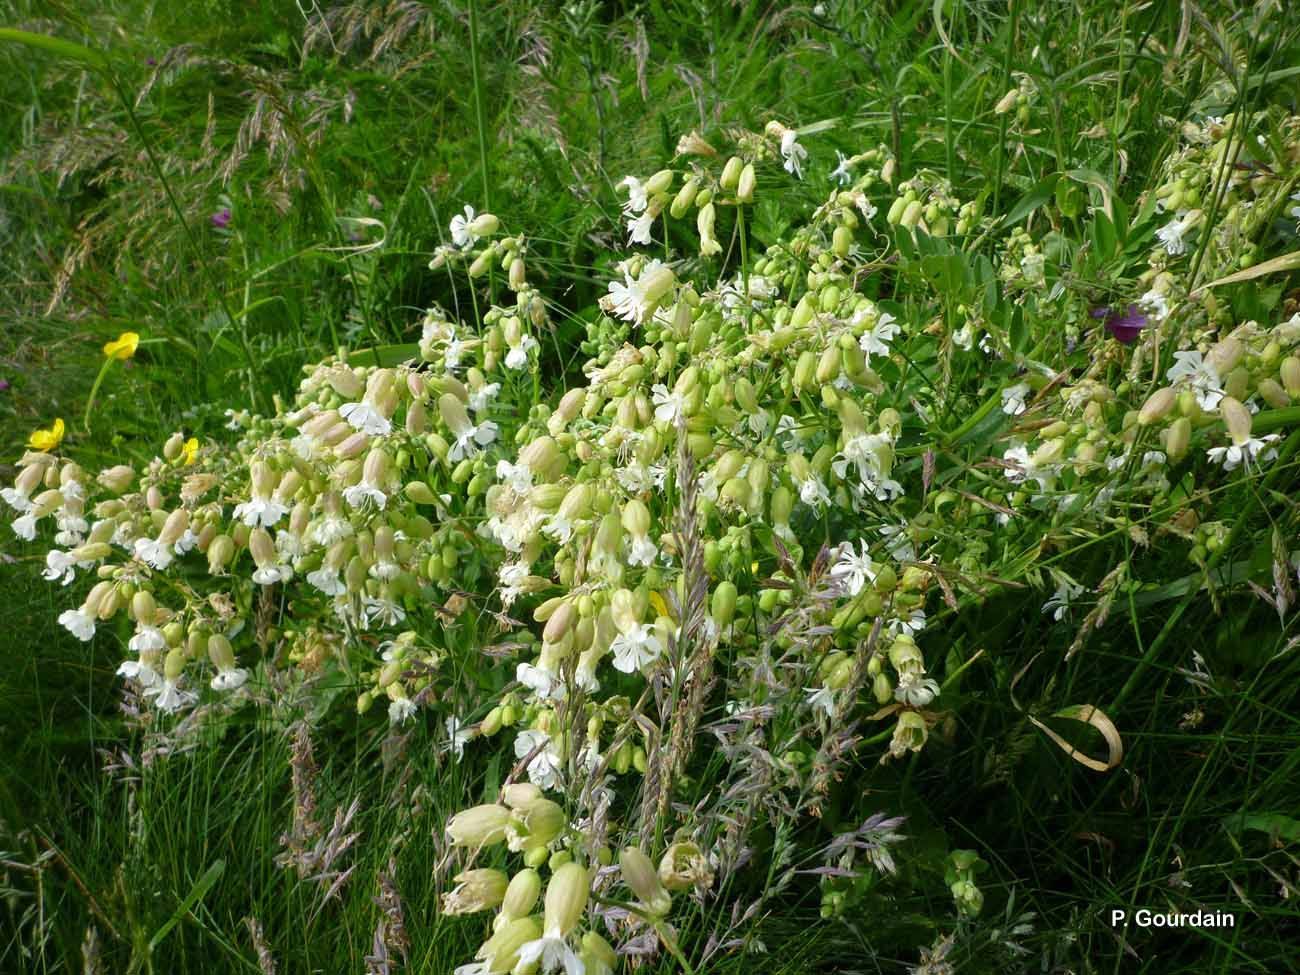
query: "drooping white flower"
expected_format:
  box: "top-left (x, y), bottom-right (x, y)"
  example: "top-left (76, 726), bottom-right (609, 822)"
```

top-left (388, 697), bottom-right (418, 725)
top-left (618, 175), bottom-right (649, 213)
top-left (518, 662), bottom-right (566, 702)
top-left (885, 607), bottom-right (927, 639)
top-left (830, 541), bottom-right (877, 596)
top-left (443, 716), bottom-right (472, 761)
top-left (450, 204), bottom-right (478, 248)
top-left (363, 595), bottom-right (406, 628)
top-left (448, 419), bottom-right (499, 463)
top-left (516, 934), bottom-right (583, 975)
top-left (505, 335), bottom-right (539, 371)
top-left (128, 625), bottom-right (166, 653)
top-left (1156, 213), bottom-right (1191, 255)
top-left (1001, 382), bottom-right (1031, 416)
top-left (468, 381), bottom-right (500, 414)
top-left (1166, 350), bottom-right (1224, 410)
top-left (232, 497), bottom-right (288, 529)
top-left (42, 550), bottom-right (80, 585)
top-left (12, 513), bottom-right (38, 540)
top-left (59, 608), bottom-right (96, 642)
top-left (252, 562), bottom-right (293, 586)
top-left (894, 672), bottom-right (940, 708)
top-left (627, 209), bottom-right (655, 245)
top-left (1207, 434), bottom-right (1281, 471)
top-left (650, 384), bottom-right (687, 424)
top-left (117, 658), bottom-right (161, 688)
top-left (133, 536), bottom-right (175, 571)
top-left (830, 150), bottom-right (853, 186)
top-left (858, 312), bottom-right (900, 359)
top-left (1138, 289), bottom-right (1170, 321)
top-left (610, 623), bottom-right (664, 673)
top-left (805, 685), bottom-right (837, 718)
top-left (343, 479), bottom-right (388, 510)
top-left (627, 534), bottom-right (658, 567)
top-left (211, 667), bottom-right (249, 692)
top-left (798, 475), bottom-right (831, 511)
top-left (339, 401), bottom-right (392, 436)
top-left (514, 728), bottom-right (564, 790)
top-left (148, 681), bottom-right (197, 714)
top-left (780, 129), bottom-right (808, 179)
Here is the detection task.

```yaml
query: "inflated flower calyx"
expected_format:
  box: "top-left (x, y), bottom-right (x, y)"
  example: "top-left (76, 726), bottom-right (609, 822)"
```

top-left (442, 868), bottom-right (509, 915)
top-left (447, 804), bottom-right (511, 847)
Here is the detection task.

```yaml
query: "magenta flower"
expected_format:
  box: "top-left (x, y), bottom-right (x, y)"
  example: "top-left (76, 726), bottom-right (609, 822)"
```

top-left (1091, 304), bottom-right (1150, 344)
top-left (211, 208), bottom-right (232, 229)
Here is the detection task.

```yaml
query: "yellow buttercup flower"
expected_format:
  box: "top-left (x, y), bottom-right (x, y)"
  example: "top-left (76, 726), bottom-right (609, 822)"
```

top-left (28, 418), bottom-right (66, 452)
top-left (103, 331), bottom-right (140, 360)
top-left (180, 437), bottom-right (199, 465)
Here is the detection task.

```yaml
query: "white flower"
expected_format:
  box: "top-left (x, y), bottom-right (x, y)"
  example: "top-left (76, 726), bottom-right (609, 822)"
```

top-left (443, 716), bottom-right (472, 760)
top-left (343, 480), bottom-right (388, 510)
top-left (306, 568), bottom-right (344, 596)
top-left (610, 623), bottom-right (664, 673)
top-left (830, 541), bottom-right (877, 596)
top-left (650, 383), bottom-right (687, 424)
top-left (1166, 350), bottom-right (1224, 410)
top-left (805, 685), bottom-right (837, 717)
top-left (449, 420), bottom-right (498, 462)
top-left (505, 336), bottom-right (538, 371)
top-left (780, 129), bottom-right (807, 179)
top-left (858, 312), bottom-right (900, 359)
top-left (542, 513), bottom-right (574, 545)
top-left (311, 515), bottom-right (353, 546)
top-left (174, 529), bottom-right (199, 556)
top-left (498, 561), bottom-right (530, 606)
top-left (59, 608), bottom-right (96, 642)
top-left (128, 625), bottom-right (166, 653)
top-left (517, 934), bottom-right (583, 975)
top-left (232, 497), bottom-right (288, 529)
top-left (42, 550), bottom-right (79, 585)
top-left (1156, 214), bottom-right (1190, 255)
top-left (1207, 434), bottom-right (1281, 471)
top-left (363, 595), bottom-right (406, 628)
top-left (252, 563), bottom-right (293, 586)
top-left (1001, 444), bottom-right (1055, 492)
top-left (1042, 580), bottom-right (1085, 621)
top-left (450, 204), bottom-right (478, 248)
top-left (879, 522), bottom-right (916, 562)
top-left (627, 209), bottom-right (655, 245)
top-left (514, 728), bottom-right (564, 790)
top-left (339, 401), bottom-right (392, 436)
top-left (1, 486), bottom-right (32, 513)
top-left (627, 535), bottom-right (658, 567)
top-left (148, 681), bottom-right (197, 714)
top-left (1001, 382), bottom-right (1031, 416)
top-left (798, 475), bottom-right (830, 511)
top-left (468, 381), bottom-right (500, 414)
top-left (496, 459), bottom-right (533, 493)
top-left (830, 150), bottom-right (853, 186)
top-left (894, 672), bottom-right (940, 707)
top-left (12, 513), bottom-right (37, 540)
top-left (619, 175), bottom-right (649, 213)
top-left (885, 607), bottom-right (927, 638)
top-left (133, 536), bottom-right (175, 570)
top-left (604, 259), bottom-right (673, 324)
top-left (211, 667), bottom-right (249, 692)
top-left (117, 659), bottom-right (160, 687)
top-left (1138, 289), bottom-right (1170, 321)
top-left (518, 662), bottom-right (566, 701)
top-left (388, 697), bottom-right (418, 725)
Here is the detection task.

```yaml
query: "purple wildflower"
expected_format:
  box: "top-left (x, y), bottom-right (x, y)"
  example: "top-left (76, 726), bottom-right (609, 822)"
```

top-left (1091, 304), bottom-right (1150, 344)
top-left (0, 378), bottom-right (9, 392)
top-left (211, 208), bottom-right (232, 230)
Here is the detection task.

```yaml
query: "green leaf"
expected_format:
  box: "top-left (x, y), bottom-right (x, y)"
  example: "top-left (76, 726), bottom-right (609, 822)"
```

top-left (1001, 174), bottom-right (1060, 227)
top-left (149, 859), bottom-right (225, 950)
top-left (1222, 812), bottom-right (1300, 843)
top-left (346, 343), bottom-right (420, 367)
top-left (0, 28), bottom-right (107, 69)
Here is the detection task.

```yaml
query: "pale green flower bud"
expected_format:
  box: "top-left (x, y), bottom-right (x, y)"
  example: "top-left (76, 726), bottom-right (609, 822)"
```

top-left (720, 156), bottom-right (743, 192)
top-left (620, 847), bottom-right (672, 915)
top-left (580, 930), bottom-right (618, 975)
top-left (446, 803), bottom-right (511, 847)
top-left (670, 177), bottom-right (699, 219)
top-left (697, 202), bottom-right (722, 256)
top-left (621, 498), bottom-right (651, 537)
top-left (543, 862), bottom-right (589, 936)
top-left (543, 601), bottom-right (576, 645)
top-left (249, 528), bottom-right (276, 568)
top-left (1165, 416), bottom-right (1192, 462)
top-left (1280, 356), bottom-right (1300, 397)
top-left (737, 162), bottom-right (756, 203)
top-left (470, 212), bottom-right (500, 237)
top-left (1137, 387), bottom-right (1176, 425)
top-left (478, 916), bottom-right (540, 971)
top-left (158, 508), bottom-right (189, 546)
top-left (889, 710), bottom-right (928, 759)
top-left (207, 534), bottom-right (235, 573)
top-left (501, 868), bottom-right (542, 920)
top-left (132, 590), bottom-right (157, 624)
top-left (97, 464), bottom-right (135, 493)
top-left (645, 169), bottom-right (674, 195)
top-left (1257, 378), bottom-right (1290, 410)
top-left (1219, 396), bottom-right (1252, 445)
top-left (207, 633), bottom-right (236, 671)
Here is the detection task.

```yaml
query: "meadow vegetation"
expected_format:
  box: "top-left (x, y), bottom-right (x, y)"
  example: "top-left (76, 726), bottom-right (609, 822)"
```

top-left (2, 2), bottom-right (1300, 973)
